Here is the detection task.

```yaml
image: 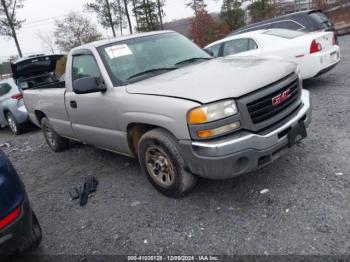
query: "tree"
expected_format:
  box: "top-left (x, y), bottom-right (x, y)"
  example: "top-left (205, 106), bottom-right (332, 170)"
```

top-left (131, 0), bottom-right (140, 31)
top-left (312, 0), bottom-right (331, 10)
top-left (156, 0), bottom-right (165, 30)
top-left (36, 31), bottom-right (56, 54)
top-left (123, 0), bottom-right (133, 33)
top-left (115, 0), bottom-right (127, 35)
top-left (54, 12), bottom-right (102, 52)
top-left (186, 0), bottom-right (207, 13)
top-left (134, 0), bottom-right (160, 32)
top-left (85, 0), bottom-right (118, 37)
top-left (248, 0), bottom-right (276, 23)
top-left (190, 10), bottom-right (229, 47)
top-left (0, 0), bottom-right (25, 57)
top-left (220, 0), bottom-right (245, 31)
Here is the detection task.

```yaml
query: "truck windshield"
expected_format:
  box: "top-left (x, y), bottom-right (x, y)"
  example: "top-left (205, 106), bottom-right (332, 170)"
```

top-left (99, 33), bottom-right (211, 84)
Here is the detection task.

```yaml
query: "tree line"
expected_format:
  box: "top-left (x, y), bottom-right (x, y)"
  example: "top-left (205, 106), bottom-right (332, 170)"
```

top-left (1, 0), bottom-right (318, 63)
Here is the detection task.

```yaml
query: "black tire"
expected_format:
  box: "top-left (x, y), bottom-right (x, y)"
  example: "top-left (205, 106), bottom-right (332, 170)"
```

top-left (41, 117), bottom-right (69, 152)
top-left (18, 211), bottom-right (42, 254)
top-left (6, 112), bottom-right (23, 135)
top-left (138, 128), bottom-right (197, 198)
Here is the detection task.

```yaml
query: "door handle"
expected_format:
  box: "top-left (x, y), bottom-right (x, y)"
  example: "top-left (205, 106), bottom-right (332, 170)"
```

top-left (70, 101), bottom-right (77, 109)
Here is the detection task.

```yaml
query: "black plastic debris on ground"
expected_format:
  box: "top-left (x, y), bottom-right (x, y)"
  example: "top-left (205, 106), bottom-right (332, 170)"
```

top-left (69, 176), bottom-right (99, 206)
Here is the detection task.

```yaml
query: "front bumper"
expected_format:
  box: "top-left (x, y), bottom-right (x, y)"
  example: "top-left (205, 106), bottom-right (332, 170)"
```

top-left (0, 197), bottom-right (32, 255)
top-left (180, 90), bottom-right (312, 180)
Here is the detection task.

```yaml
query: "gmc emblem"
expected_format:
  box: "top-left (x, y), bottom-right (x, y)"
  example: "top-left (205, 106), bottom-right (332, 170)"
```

top-left (272, 89), bottom-right (291, 107)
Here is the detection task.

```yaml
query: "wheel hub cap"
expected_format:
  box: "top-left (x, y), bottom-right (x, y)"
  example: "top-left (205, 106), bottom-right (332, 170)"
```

top-left (145, 147), bottom-right (174, 188)
top-left (7, 115), bottom-right (17, 133)
top-left (45, 127), bottom-right (56, 146)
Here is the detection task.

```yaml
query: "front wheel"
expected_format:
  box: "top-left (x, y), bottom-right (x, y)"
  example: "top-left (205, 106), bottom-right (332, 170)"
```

top-left (138, 128), bottom-right (197, 198)
top-left (41, 117), bottom-right (69, 152)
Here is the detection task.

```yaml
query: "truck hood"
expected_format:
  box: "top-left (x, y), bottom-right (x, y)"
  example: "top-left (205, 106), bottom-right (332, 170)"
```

top-left (126, 57), bottom-right (297, 104)
top-left (11, 54), bottom-right (64, 80)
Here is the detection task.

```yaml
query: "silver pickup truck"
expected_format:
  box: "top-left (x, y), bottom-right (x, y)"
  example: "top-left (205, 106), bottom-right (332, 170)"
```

top-left (22, 31), bottom-right (312, 197)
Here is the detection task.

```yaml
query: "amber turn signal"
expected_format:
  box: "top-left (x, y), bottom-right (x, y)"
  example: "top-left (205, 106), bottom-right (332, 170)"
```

top-left (188, 107), bottom-right (207, 124)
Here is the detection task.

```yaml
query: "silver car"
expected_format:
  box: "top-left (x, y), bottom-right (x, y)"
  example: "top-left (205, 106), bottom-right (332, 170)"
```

top-left (0, 78), bottom-right (29, 135)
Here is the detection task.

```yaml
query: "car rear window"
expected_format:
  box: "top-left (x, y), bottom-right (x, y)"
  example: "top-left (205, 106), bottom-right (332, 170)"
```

top-left (271, 20), bottom-right (304, 30)
top-left (0, 83), bottom-right (12, 96)
top-left (309, 11), bottom-right (332, 29)
top-left (264, 29), bottom-right (305, 39)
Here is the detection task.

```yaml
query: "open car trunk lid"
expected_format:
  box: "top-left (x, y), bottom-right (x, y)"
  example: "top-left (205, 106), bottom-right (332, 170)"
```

top-left (11, 54), bottom-right (64, 80)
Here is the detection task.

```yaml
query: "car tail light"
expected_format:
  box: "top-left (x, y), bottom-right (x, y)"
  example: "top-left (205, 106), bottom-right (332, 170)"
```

top-left (332, 33), bottom-right (336, 45)
top-left (310, 40), bottom-right (322, 54)
top-left (11, 93), bottom-right (23, 100)
top-left (0, 207), bottom-right (21, 230)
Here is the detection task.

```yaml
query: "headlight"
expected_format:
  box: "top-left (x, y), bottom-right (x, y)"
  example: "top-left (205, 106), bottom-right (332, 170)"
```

top-left (187, 99), bottom-right (238, 125)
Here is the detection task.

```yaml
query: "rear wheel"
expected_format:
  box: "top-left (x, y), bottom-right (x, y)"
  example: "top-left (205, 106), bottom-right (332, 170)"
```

top-left (18, 211), bottom-right (42, 254)
top-left (138, 128), bottom-right (197, 198)
top-left (41, 117), bottom-right (69, 152)
top-left (6, 112), bottom-right (23, 135)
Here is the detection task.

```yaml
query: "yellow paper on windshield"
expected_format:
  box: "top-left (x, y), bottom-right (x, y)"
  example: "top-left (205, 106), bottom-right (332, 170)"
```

top-left (106, 44), bottom-right (133, 59)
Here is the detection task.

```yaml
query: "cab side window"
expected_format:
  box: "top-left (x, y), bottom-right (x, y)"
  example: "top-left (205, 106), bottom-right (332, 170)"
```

top-left (223, 38), bottom-right (258, 56)
top-left (0, 83), bottom-right (12, 97)
top-left (72, 55), bottom-right (101, 82)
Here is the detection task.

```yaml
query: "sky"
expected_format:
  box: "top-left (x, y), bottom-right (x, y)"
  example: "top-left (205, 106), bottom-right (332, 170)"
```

top-left (0, 0), bottom-right (223, 61)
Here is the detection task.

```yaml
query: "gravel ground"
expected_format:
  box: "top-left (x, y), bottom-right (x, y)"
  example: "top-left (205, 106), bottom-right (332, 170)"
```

top-left (1, 35), bottom-right (349, 257)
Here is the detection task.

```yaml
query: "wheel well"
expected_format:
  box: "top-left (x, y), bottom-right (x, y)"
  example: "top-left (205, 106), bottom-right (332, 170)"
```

top-left (2, 109), bottom-right (9, 119)
top-left (127, 123), bottom-right (158, 157)
top-left (34, 111), bottom-right (46, 125)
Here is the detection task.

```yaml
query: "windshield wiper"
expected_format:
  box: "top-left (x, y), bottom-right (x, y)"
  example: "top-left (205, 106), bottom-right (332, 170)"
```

top-left (175, 57), bottom-right (212, 66)
top-left (127, 67), bottom-right (178, 81)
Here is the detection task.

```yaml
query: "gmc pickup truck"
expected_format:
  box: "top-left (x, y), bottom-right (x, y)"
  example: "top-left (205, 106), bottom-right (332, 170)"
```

top-left (21, 31), bottom-right (312, 197)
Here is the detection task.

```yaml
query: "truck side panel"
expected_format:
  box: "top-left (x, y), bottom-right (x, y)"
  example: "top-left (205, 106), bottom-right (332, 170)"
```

top-left (23, 88), bottom-right (76, 139)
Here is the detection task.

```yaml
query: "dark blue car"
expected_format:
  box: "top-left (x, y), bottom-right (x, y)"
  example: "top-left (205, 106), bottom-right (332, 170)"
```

top-left (0, 149), bottom-right (42, 256)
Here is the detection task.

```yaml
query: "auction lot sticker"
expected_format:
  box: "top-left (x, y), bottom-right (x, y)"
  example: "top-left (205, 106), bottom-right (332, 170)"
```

top-left (106, 44), bottom-right (133, 59)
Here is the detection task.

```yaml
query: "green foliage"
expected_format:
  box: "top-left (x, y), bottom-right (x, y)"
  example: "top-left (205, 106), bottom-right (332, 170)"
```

top-left (186, 0), bottom-right (207, 13)
top-left (54, 12), bottom-right (102, 52)
top-left (248, 0), bottom-right (276, 23)
top-left (133, 0), bottom-right (160, 32)
top-left (220, 0), bottom-right (245, 31)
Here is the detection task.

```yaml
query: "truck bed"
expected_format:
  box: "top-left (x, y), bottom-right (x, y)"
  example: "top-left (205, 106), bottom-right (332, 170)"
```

top-left (23, 87), bottom-right (70, 132)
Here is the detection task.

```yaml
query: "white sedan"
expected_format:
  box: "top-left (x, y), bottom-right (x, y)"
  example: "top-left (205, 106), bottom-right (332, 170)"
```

top-left (204, 29), bottom-right (340, 80)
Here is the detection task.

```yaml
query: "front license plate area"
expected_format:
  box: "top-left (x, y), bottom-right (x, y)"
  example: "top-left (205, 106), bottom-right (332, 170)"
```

top-left (288, 122), bottom-right (307, 148)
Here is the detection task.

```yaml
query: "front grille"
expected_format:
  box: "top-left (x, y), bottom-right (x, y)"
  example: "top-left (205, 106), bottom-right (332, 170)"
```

top-left (247, 78), bottom-right (300, 124)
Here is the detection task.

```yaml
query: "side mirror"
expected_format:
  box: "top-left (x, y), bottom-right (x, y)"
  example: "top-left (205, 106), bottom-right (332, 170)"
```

top-left (204, 48), bottom-right (214, 57)
top-left (73, 77), bottom-right (107, 94)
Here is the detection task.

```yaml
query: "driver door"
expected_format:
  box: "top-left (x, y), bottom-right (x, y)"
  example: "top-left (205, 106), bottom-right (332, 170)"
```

top-left (65, 53), bottom-right (123, 152)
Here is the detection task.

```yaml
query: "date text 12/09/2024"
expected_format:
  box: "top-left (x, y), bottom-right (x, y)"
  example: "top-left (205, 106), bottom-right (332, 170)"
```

top-left (127, 255), bottom-right (220, 261)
